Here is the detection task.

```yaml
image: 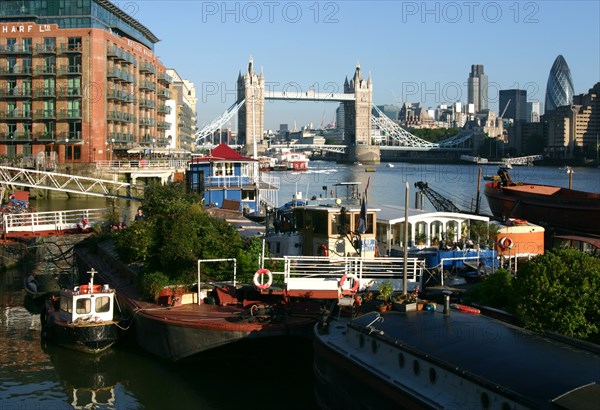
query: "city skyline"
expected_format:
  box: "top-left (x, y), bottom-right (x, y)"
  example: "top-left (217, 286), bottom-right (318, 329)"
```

top-left (130, 1), bottom-right (599, 130)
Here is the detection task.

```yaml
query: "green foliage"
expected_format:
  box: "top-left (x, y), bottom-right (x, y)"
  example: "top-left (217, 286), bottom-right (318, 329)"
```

top-left (512, 249), bottom-right (600, 342)
top-left (139, 271), bottom-right (170, 301)
top-left (235, 237), bottom-right (266, 284)
top-left (467, 221), bottom-right (499, 246)
top-left (377, 280), bottom-right (394, 303)
top-left (112, 183), bottom-right (250, 285)
top-left (464, 269), bottom-right (513, 309)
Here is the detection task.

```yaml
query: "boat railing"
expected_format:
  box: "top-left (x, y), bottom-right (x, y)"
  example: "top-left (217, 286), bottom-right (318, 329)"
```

top-left (263, 255), bottom-right (423, 292)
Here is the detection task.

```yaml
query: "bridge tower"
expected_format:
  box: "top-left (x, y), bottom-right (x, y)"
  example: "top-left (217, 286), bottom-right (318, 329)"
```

top-left (237, 57), bottom-right (266, 158)
top-left (343, 65), bottom-right (380, 164)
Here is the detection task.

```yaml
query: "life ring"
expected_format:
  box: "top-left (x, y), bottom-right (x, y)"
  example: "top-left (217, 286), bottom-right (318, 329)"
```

top-left (253, 268), bottom-right (273, 290)
top-left (78, 284), bottom-right (103, 294)
top-left (339, 273), bottom-right (360, 293)
top-left (317, 243), bottom-right (329, 257)
top-left (499, 237), bottom-right (514, 249)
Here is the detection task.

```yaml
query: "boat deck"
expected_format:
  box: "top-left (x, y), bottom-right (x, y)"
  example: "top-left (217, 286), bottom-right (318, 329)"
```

top-left (348, 310), bottom-right (600, 407)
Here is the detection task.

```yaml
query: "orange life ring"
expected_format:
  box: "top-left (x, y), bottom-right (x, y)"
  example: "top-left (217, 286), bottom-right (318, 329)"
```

top-left (339, 273), bottom-right (360, 293)
top-left (253, 268), bottom-right (273, 290)
top-left (78, 284), bottom-right (102, 294)
top-left (499, 237), bottom-right (514, 249)
top-left (317, 243), bottom-right (329, 257)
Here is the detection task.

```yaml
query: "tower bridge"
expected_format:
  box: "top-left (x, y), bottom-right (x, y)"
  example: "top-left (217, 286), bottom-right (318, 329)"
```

top-left (195, 58), bottom-right (474, 162)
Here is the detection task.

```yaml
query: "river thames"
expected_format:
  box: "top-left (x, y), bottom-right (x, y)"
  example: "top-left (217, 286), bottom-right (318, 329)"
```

top-left (1, 162), bottom-right (598, 409)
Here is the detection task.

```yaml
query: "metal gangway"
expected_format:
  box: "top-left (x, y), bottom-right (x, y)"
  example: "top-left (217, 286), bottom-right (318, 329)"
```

top-left (0, 166), bottom-right (145, 200)
top-left (2, 207), bottom-right (117, 240)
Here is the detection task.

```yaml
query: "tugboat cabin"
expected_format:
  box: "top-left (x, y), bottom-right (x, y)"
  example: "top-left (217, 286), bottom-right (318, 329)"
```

top-left (186, 144), bottom-right (278, 214)
top-left (267, 205), bottom-right (378, 258)
top-left (59, 284), bottom-right (114, 323)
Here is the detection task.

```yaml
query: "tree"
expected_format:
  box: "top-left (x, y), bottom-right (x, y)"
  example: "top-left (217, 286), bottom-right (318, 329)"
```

top-left (512, 249), bottom-right (600, 342)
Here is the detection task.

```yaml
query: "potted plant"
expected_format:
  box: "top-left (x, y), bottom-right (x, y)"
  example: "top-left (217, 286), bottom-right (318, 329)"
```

top-left (415, 232), bottom-right (428, 246)
top-left (392, 288), bottom-right (419, 312)
top-left (376, 280), bottom-right (394, 311)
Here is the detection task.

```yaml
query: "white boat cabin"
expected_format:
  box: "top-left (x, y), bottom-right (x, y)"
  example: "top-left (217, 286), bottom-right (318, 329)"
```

top-left (266, 204), bottom-right (379, 258)
top-left (59, 284), bottom-right (115, 323)
top-left (376, 206), bottom-right (491, 255)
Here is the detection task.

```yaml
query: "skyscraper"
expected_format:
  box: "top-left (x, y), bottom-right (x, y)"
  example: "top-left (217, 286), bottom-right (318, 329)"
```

top-left (499, 89), bottom-right (527, 122)
top-left (544, 55), bottom-right (574, 113)
top-left (467, 64), bottom-right (488, 113)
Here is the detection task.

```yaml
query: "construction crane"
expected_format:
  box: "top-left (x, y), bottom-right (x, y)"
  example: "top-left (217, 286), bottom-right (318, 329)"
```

top-left (414, 181), bottom-right (461, 213)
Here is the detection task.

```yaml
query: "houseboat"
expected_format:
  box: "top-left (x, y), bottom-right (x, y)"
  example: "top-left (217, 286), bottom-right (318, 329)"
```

top-left (275, 151), bottom-right (310, 171)
top-left (41, 269), bottom-right (120, 354)
top-left (314, 310), bottom-right (600, 409)
top-left (186, 144), bottom-right (279, 215)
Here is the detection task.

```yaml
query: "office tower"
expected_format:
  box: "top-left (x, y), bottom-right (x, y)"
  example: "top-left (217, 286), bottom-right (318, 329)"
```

top-left (499, 89), bottom-right (527, 122)
top-left (467, 64), bottom-right (488, 113)
top-left (544, 55), bottom-right (574, 113)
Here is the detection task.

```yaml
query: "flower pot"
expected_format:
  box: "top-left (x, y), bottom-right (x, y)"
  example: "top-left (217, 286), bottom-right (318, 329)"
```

top-left (393, 302), bottom-right (417, 312)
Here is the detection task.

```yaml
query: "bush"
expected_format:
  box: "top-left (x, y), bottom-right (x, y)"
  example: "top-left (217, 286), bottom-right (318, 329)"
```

top-left (464, 269), bottom-right (513, 309)
top-left (139, 271), bottom-right (170, 301)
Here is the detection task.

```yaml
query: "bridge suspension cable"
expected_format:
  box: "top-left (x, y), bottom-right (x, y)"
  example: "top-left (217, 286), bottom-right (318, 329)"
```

top-left (195, 99), bottom-right (246, 144)
top-left (371, 105), bottom-right (473, 149)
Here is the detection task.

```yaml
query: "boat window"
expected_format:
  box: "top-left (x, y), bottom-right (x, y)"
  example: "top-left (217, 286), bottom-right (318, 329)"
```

top-left (60, 296), bottom-right (72, 313)
top-left (312, 212), bottom-right (328, 235)
top-left (224, 162), bottom-right (234, 176)
top-left (241, 189), bottom-right (255, 201)
top-left (353, 212), bottom-right (374, 234)
top-left (213, 162), bottom-right (223, 176)
top-left (76, 297), bottom-right (91, 314)
top-left (95, 296), bottom-right (111, 313)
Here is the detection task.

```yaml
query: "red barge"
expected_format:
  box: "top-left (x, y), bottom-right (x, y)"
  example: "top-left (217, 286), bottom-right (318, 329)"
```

top-left (484, 169), bottom-right (600, 235)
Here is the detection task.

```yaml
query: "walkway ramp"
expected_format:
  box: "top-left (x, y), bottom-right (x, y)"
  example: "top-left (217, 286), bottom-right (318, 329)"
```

top-left (0, 166), bottom-right (145, 200)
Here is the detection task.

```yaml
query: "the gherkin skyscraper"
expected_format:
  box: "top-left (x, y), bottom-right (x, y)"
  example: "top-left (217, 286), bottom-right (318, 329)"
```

top-left (544, 55), bottom-right (574, 113)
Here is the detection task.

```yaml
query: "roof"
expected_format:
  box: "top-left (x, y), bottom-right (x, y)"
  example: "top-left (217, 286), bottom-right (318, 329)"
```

top-left (377, 205), bottom-right (490, 225)
top-left (555, 235), bottom-right (600, 249)
top-left (191, 144), bottom-right (256, 163)
top-left (97, 0), bottom-right (160, 43)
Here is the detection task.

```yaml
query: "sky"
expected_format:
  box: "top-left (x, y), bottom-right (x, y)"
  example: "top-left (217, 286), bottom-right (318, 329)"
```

top-left (127, 0), bottom-right (600, 131)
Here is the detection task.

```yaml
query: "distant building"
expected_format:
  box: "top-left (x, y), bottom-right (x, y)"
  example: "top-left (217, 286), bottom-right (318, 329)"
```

top-left (467, 64), bottom-right (488, 113)
top-left (499, 89), bottom-right (527, 122)
top-left (398, 102), bottom-right (433, 127)
top-left (279, 124), bottom-right (288, 132)
top-left (543, 82), bottom-right (600, 158)
top-left (527, 101), bottom-right (542, 123)
top-left (544, 55), bottom-right (574, 113)
top-left (166, 69), bottom-right (197, 151)
top-left (377, 104), bottom-right (400, 122)
top-left (0, 1), bottom-right (171, 165)
top-left (335, 103), bottom-right (345, 130)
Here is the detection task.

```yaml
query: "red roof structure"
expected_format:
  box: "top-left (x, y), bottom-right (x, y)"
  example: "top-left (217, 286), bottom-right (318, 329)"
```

top-left (191, 144), bottom-right (256, 163)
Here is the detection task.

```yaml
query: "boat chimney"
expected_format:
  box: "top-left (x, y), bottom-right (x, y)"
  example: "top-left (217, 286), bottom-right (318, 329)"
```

top-left (88, 268), bottom-right (95, 294)
top-left (443, 290), bottom-right (452, 315)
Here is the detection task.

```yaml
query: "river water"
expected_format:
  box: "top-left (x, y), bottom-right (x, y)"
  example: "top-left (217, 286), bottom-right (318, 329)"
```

top-left (1, 162), bottom-right (598, 409)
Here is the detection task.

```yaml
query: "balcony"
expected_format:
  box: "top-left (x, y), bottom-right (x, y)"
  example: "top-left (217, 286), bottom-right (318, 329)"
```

top-left (107, 66), bottom-right (121, 79)
top-left (33, 88), bottom-right (56, 98)
top-left (0, 88), bottom-right (32, 98)
top-left (107, 111), bottom-right (136, 123)
top-left (0, 44), bottom-right (32, 54)
top-left (1, 131), bottom-right (34, 142)
top-left (33, 65), bottom-right (56, 75)
top-left (108, 132), bottom-right (134, 143)
top-left (0, 109), bottom-right (30, 120)
top-left (34, 44), bottom-right (56, 54)
top-left (35, 132), bottom-right (57, 142)
top-left (58, 43), bottom-right (82, 53)
top-left (57, 109), bottom-right (82, 120)
top-left (139, 99), bottom-right (156, 109)
top-left (139, 80), bottom-right (156, 91)
top-left (33, 109), bottom-right (56, 120)
top-left (57, 65), bottom-right (82, 76)
top-left (157, 105), bottom-right (172, 114)
top-left (139, 118), bottom-right (156, 126)
top-left (139, 62), bottom-right (156, 74)
top-left (57, 87), bottom-right (82, 98)
top-left (121, 71), bottom-right (135, 83)
top-left (157, 89), bottom-right (171, 99)
top-left (59, 131), bottom-right (83, 141)
top-left (0, 66), bottom-right (32, 76)
top-left (158, 72), bottom-right (173, 84)
top-left (157, 121), bottom-right (172, 131)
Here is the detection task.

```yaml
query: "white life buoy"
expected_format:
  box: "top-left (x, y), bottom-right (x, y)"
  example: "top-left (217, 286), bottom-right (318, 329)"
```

top-left (339, 273), bottom-right (360, 293)
top-left (253, 268), bottom-right (273, 290)
top-left (499, 237), bottom-right (514, 249)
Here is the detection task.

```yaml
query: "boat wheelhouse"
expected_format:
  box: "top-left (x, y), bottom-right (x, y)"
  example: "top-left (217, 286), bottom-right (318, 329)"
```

top-left (186, 144), bottom-right (279, 214)
top-left (41, 269), bottom-right (119, 354)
